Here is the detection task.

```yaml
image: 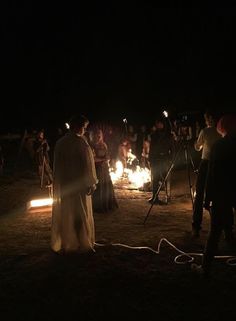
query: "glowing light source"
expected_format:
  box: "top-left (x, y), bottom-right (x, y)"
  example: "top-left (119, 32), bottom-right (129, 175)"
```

top-left (65, 122), bottom-right (70, 129)
top-left (163, 110), bottom-right (168, 118)
top-left (29, 198), bottom-right (53, 208)
top-left (109, 153), bottom-right (151, 189)
top-left (128, 166), bottom-right (151, 188)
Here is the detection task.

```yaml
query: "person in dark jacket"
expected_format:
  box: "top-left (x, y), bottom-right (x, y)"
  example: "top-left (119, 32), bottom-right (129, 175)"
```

top-left (34, 130), bottom-right (53, 187)
top-left (148, 118), bottom-right (174, 205)
top-left (192, 114), bottom-right (236, 276)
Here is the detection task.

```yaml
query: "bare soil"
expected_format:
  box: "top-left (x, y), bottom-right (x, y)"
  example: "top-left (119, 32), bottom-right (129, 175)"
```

top-left (0, 169), bottom-right (235, 321)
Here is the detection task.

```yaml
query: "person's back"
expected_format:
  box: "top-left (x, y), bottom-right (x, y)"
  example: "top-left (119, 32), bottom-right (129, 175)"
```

top-left (149, 123), bottom-right (173, 163)
top-left (207, 134), bottom-right (236, 205)
top-left (54, 133), bottom-right (95, 191)
top-left (195, 126), bottom-right (221, 160)
top-left (192, 114), bottom-right (236, 276)
top-left (51, 115), bottom-right (98, 254)
top-left (192, 111), bottom-right (221, 237)
top-left (118, 139), bottom-right (130, 169)
top-left (148, 118), bottom-right (174, 204)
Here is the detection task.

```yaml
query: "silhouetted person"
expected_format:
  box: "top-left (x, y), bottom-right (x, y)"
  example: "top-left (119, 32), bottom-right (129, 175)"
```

top-left (33, 130), bottom-right (53, 186)
top-left (51, 115), bottom-right (98, 254)
top-left (136, 125), bottom-right (151, 163)
top-left (104, 126), bottom-right (120, 168)
top-left (91, 129), bottom-right (118, 213)
top-left (192, 114), bottom-right (236, 276)
top-left (192, 111), bottom-right (221, 237)
top-left (126, 124), bottom-right (137, 155)
top-left (149, 118), bottom-right (174, 205)
top-left (118, 138), bottom-right (131, 170)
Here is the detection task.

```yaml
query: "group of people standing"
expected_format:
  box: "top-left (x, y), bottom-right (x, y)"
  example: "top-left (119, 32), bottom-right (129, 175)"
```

top-left (49, 112), bottom-right (192, 255)
top-left (49, 111), bottom-right (236, 278)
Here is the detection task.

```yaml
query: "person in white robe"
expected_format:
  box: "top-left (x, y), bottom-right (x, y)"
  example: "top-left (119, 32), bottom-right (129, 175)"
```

top-left (51, 115), bottom-right (98, 253)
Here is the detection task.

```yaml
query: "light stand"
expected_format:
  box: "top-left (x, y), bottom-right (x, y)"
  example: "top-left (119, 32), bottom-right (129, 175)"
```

top-left (40, 144), bottom-right (53, 198)
top-left (123, 118), bottom-right (128, 134)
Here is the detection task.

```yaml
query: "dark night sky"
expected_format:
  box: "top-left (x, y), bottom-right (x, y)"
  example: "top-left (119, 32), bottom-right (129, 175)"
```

top-left (1, 3), bottom-right (236, 131)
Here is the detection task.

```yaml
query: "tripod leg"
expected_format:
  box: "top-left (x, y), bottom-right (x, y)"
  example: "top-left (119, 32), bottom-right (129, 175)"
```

top-left (48, 184), bottom-right (53, 198)
top-left (143, 142), bottom-right (183, 225)
top-left (143, 162), bottom-right (175, 224)
top-left (40, 156), bottom-right (45, 189)
top-left (143, 182), bottom-right (163, 224)
top-left (165, 175), bottom-right (171, 203)
top-left (184, 146), bottom-right (194, 207)
top-left (189, 151), bottom-right (197, 173)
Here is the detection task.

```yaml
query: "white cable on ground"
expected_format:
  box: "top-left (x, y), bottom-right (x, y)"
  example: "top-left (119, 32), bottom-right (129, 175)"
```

top-left (95, 238), bottom-right (236, 266)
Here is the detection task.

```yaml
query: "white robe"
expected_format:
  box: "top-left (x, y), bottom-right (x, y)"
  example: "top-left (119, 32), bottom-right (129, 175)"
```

top-left (51, 132), bottom-right (98, 253)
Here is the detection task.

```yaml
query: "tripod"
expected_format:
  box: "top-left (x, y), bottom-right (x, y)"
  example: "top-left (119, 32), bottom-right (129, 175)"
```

top-left (40, 152), bottom-right (53, 198)
top-left (143, 139), bottom-right (196, 225)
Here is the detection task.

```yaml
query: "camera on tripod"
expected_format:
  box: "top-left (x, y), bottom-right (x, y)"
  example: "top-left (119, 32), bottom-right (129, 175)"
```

top-left (176, 113), bottom-right (193, 142)
top-left (144, 110), bottom-right (197, 224)
top-left (162, 109), bottom-right (193, 142)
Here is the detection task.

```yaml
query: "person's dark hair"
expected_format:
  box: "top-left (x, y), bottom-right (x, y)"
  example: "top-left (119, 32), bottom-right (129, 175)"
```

top-left (217, 113), bottom-right (236, 136)
top-left (204, 109), bottom-right (219, 122)
top-left (155, 117), bottom-right (167, 130)
top-left (69, 115), bottom-right (89, 130)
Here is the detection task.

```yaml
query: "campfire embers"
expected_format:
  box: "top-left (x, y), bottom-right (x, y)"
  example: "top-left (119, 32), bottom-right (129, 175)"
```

top-left (109, 154), bottom-right (151, 190)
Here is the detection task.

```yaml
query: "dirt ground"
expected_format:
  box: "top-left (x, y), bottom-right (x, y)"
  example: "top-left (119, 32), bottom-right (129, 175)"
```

top-left (0, 169), bottom-right (236, 321)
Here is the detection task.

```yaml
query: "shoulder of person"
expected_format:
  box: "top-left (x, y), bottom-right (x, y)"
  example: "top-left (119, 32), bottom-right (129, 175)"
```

top-left (101, 142), bottom-right (108, 150)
